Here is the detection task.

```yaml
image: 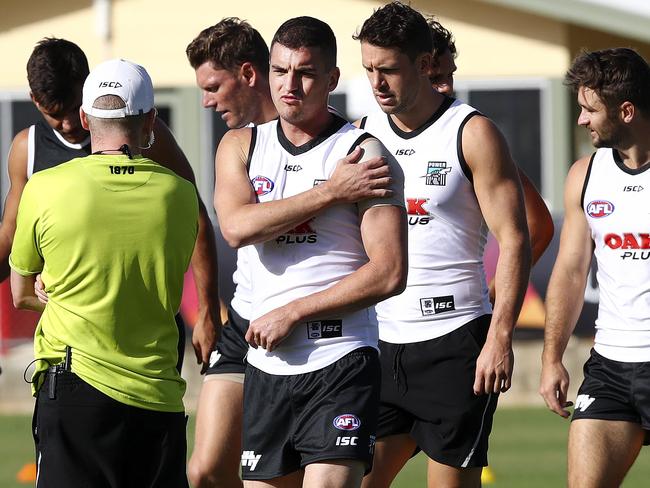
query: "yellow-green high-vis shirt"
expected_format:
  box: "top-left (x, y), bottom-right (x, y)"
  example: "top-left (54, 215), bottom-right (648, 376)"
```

top-left (10, 154), bottom-right (198, 412)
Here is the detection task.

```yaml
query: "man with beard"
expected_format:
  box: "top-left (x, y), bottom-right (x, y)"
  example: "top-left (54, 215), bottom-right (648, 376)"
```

top-left (540, 48), bottom-right (650, 488)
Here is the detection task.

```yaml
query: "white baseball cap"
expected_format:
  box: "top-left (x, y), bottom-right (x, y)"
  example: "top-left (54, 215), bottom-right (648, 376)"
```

top-left (82, 59), bottom-right (154, 118)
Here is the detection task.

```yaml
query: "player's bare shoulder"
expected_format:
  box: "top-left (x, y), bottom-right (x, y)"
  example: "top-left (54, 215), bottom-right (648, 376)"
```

top-left (217, 127), bottom-right (254, 166)
top-left (565, 154), bottom-right (594, 199)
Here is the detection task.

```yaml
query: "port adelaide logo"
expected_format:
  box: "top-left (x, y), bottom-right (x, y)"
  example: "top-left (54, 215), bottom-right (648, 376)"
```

top-left (423, 161), bottom-right (451, 186)
top-left (587, 200), bottom-right (614, 218)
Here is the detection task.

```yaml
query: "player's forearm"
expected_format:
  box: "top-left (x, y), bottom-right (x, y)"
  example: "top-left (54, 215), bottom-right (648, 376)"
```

top-left (527, 207), bottom-right (554, 267)
top-left (286, 258), bottom-right (407, 324)
top-left (191, 200), bottom-right (220, 319)
top-left (218, 184), bottom-right (336, 248)
top-left (542, 268), bottom-right (587, 364)
top-left (489, 236), bottom-right (531, 339)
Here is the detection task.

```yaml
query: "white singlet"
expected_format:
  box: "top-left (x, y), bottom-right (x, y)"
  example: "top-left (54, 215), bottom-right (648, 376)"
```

top-left (361, 97), bottom-right (492, 344)
top-left (246, 116), bottom-right (399, 374)
top-left (582, 148), bottom-right (650, 362)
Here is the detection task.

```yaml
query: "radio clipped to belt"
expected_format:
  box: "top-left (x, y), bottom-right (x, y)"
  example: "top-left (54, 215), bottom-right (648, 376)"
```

top-left (47, 346), bottom-right (72, 399)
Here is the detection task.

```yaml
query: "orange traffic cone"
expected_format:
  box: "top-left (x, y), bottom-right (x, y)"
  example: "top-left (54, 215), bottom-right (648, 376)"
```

top-left (16, 462), bottom-right (37, 483)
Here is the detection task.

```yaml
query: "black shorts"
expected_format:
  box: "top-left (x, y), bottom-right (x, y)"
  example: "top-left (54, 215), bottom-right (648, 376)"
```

top-left (573, 349), bottom-right (650, 444)
top-left (34, 371), bottom-right (189, 488)
top-left (205, 305), bottom-right (249, 375)
top-left (377, 315), bottom-right (498, 468)
top-left (241, 347), bottom-right (380, 480)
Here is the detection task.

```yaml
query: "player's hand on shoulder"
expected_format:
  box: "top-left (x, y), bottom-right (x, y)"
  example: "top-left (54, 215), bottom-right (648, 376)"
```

top-left (323, 142), bottom-right (393, 203)
top-left (245, 305), bottom-right (299, 352)
top-left (474, 332), bottom-right (514, 395)
top-left (539, 360), bottom-right (573, 419)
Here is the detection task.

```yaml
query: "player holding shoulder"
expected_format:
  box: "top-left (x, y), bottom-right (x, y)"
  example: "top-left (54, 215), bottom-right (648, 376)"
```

top-left (0, 37), bottom-right (220, 369)
top-left (215, 16), bottom-right (407, 488)
top-left (186, 17), bottom-right (396, 487)
top-left (540, 48), bottom-right (650, 488)
top-left (426, 17), bottom-right (554, 272)
top-left (354, 3), bottom-right (531, 487)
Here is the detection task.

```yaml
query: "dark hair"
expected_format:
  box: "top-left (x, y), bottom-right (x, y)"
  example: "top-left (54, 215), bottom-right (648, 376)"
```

top-left (271, 16), bottom-right (337, 69)
top-left (27, 37), bottom-right (89, 111)
top-left (353, 1), bottom-right (432, 61)
top-left (565, 48), bottom-right (650, 114)
top-left (426, 16), bottom-right (456, 60)
top-left (186, 17), bottom-right (269, 76)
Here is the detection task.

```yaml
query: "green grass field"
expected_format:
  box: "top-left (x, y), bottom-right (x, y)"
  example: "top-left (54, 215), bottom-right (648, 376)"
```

top-left (2, 407), bottom-right (649, 487)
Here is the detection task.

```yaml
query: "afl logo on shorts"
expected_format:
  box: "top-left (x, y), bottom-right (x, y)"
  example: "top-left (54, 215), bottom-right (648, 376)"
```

top-left (333, 414), bottom-right (361, 431)
top-left (587, 200), bottom-right (614, 218)
top-left (251, 175), bottom-right (274, 196)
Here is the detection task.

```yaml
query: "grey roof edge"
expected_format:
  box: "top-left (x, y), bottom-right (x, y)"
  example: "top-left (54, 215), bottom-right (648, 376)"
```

top-left (478, 0), bottom-right (650, 43)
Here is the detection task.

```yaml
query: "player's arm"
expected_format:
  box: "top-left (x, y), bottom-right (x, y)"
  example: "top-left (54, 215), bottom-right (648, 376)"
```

top-left (10, 271), bottom-right (43, 312)
top-left (520, 170), bottom-right (554, 266)
top-left (245, 139), bottom-right (407, 351)
top-left (488, 170), bottom-right (554, 303)
top-left (539, 156), bottom-right (593, 418)
top-left (144, 118), bottom-right (221, 370)
top-left (463, 116), bottom-right (532, 395)
top-left (215, 129), bottom-right (393, 247)
top-left (0, 129), bottom-right (30, 282)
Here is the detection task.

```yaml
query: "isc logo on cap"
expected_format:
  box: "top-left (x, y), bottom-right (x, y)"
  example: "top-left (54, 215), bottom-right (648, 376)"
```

top-left (333, 414), bottom-right (361, 431)
top-left (98, 81), bottom-right (123, 88)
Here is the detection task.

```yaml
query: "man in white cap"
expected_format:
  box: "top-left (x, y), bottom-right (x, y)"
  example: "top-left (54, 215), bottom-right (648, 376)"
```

top-left (10, 59), bottom-right (197, 488)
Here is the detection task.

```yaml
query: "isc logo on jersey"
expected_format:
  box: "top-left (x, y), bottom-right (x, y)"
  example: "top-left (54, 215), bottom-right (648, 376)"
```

top-left (604, 232), bottom-right (650, 260)
top-left (251, 175), bottom-right (274, 196)
top-left (587, 200), bottom-right (614, 218)
top-left (407, 197), bottom-right (431, 225)
top-left (275, 218), bottom-right (317, 245)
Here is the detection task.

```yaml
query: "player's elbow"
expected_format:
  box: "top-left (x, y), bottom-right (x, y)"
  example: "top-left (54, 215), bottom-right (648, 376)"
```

top-left (12, 293), bottom-right (30, 310)
top-left (530, 213), bottom-right (555, 260)
top-left (375, 257), bottom-right (408, 299)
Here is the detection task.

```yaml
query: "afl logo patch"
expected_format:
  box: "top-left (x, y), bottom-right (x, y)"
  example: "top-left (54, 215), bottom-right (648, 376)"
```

top-left (333, 414), bottom-right (361, 431)
top-left (587, 200), bottom-right (614, 218)
top-left (251, 175), bottom-right (274, 196)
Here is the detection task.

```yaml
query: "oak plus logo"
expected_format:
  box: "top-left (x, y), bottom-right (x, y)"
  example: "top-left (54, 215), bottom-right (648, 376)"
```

top-left (586, 200), bottom-right (614, 218)
top-left (241, 451), bottom-right (262, 471)
top-left (276, 218), bottom-right (317, 245)
top-left (604, 232), bottom-right (650, 260)
top-left (251, 175), bottom-right (274, 196)
top-left (406, 197), bottom-right (431, 225)
top-left (423, 161), bottom-right (451, 186)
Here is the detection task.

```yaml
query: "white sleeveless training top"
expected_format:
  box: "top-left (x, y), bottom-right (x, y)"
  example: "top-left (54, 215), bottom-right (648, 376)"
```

top-left (361, 97), bottom-right (492, 343)
top-left (246, 116), bottom-right (393, 375)
top-left (582, 148), bottom-right (650, 362)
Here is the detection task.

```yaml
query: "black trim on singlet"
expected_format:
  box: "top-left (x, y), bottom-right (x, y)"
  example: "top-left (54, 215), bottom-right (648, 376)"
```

top-left (246, 127), bottom-right (258, 172)
top-left (359, 116), bottom-right (368, 129)
top-left (580, 152), bottom-right (597, 210)
top-left (276, 115), bottom-right (347, 156)
top-left (386, 96), bottom-right (454, 140)
top-left (346, 133), bottom-right (375, 155)
top-left (613, 148), bottom-right (650, 176)
top-left (456, 111), bottom-right (482, 184)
